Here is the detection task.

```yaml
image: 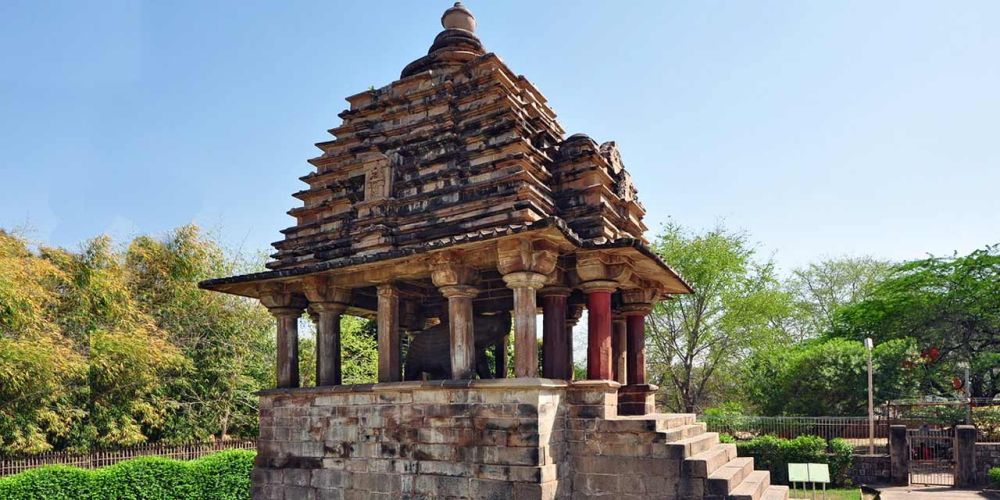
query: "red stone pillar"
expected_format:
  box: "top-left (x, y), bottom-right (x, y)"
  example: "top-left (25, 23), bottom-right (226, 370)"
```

top-left (619, 304), bottom-right (654, 415)
top-left (612, 315), bottom-right (628, 384)
top-left (583, 281), bottom-right (616, 380)
top-left (625, 311), bottom-right (648, 385)
top-left (540, 287), bottom-right (571, 379)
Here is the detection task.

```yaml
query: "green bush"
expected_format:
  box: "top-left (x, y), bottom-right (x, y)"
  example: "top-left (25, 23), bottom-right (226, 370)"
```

top-left (735, 435), bottom-right (854, 487)
top-left (0, 450), bottom-right (254, 499)
top-left (989, 467), bottom-right (1000, 487)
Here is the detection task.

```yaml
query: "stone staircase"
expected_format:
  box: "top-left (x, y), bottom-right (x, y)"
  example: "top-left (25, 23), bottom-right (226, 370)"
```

top-left (587, 412), bottom-right (789, 500)
top-left (662, 414), bottom-right (789, 500)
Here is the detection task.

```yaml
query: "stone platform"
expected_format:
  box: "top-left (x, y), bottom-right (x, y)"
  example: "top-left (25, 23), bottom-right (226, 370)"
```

top-left (253, 379), bottom-right (788, 499)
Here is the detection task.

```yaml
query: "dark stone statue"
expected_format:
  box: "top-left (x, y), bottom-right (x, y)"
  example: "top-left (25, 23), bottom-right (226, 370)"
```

top-left (404, 311), bottom-right (511, 380)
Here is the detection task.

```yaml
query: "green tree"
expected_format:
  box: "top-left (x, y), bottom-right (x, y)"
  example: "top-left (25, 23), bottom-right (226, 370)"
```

top-left (123, 226), bottom-right (274, 441)
top-left (646, 223), bottom-right (793, 413)
top-left (745, 337), bottom-right (921, 416)
top-left (50, 236), bottom-right (186, 448)
top-left (832, 245), bottom-right (1000, 398)
top-left (784, 257), bottom-right (891, 340)
top-left (0, 231), bottom-right (87, 453)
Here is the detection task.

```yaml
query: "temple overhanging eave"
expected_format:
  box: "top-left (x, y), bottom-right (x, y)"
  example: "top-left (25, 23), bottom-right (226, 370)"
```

top-left (199, 216), bottom-right (693, 310)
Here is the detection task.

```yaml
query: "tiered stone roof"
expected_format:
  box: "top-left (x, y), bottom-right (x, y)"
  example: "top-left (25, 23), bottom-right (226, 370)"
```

top-left (202, 2), bottom-right (686, 305)
top-left (267, 2), bottom-right (646, 272)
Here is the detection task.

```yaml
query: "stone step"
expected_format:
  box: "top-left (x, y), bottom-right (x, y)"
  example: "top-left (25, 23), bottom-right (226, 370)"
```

top-left (728, 470), bottom-right (771, 500)
top-left (683, 443), bottom-right (738, 478)
top-left (665, 431), bottom-right (719, 459)
top-left (655, 413), bottom-right (698, 429)
top-left (706, 457), bottom-right (754, 497)
top-left (761, 485), bottom-right (789, 500)
top-left (660, 422), bottom-right (707, 442)
top-left (593, 413), bottom-right (696, 433)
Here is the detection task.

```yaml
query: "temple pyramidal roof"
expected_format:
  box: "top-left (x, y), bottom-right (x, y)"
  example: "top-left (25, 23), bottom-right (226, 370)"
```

top-left (201, 2), bottom-right (692, 305)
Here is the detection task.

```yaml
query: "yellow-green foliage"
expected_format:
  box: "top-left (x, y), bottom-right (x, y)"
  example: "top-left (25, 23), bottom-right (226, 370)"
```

top-left (0, 225), bottom-right (378, 454)
top-left (0, 226), bottom-right (321, 454)
top-left (0, 449), bottom-right (254, 499)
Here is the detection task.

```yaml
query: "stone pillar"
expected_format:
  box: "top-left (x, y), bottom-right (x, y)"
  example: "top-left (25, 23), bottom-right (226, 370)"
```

top-left (497, 237), bottom-right (559, 378)
top-left (431, 252), bottom-right (480, 380)
top-left (503, 271), bottom-right (548, 377)
top-left (440, 285), bottom-right (478, 379)
top-left (582, 281), bottom-right (616, 380)
top-left (889, 425), bottom-right (909, 486)
top-left (955, 425), bottom-right (977, 487)
top-left (612, 315), bottom-right (627, 384)
top-left (376, 283), bottom-right (401, 383)
top-left (624, 308), bottom-right (648, 385)
top-left (303, 278), bottom-right (351, 387)
top-left (495, 334), bottom-right (508, 378)
top-left (272, 307), bottom-right (303, 389)
top-left (540, 287), bottom-right (571, 379)
top-left (312, 302), bottom-right (346, 386)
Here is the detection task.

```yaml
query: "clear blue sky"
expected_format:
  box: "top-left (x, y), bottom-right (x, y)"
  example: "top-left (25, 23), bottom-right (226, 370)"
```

top-left (2, 0), bottom-right (997, 270)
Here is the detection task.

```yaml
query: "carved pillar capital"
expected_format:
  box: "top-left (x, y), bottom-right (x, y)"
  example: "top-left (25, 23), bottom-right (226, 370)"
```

top-left (497, 237), bottom-right (559, 276)
top-left (377, 283), bottom-right (400, 299)
top-left (310, 301), bottom-right (348, 315)
top-left (575, 251), bottom-right (632, 285)
top-left (268, 306), bottom-right (306, 319)
top-left (539, 286), bottom-right (572, 298)
top-left (303, 276), bottom-right (351, 305)
top-left (502, 271), bottom-right (548, 290)
top-left (439, 284), bottom-right (479, 300)
top-left (258, 284), bottom-right (307, 315)
top-left (579, 280), bottom-right (618, 294)
top-left (430, 251), bottom-right (478, 288)
top-left (621, 287), bottom-right (659, 307)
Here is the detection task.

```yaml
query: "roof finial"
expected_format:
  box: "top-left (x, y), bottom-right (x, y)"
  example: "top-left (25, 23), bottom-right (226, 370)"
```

top-left (442, 2), bottom-right (476, 33)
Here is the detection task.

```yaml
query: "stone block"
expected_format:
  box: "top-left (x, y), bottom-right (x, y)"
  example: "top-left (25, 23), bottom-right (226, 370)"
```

top-left (471, 478), bottom-right (514, 499)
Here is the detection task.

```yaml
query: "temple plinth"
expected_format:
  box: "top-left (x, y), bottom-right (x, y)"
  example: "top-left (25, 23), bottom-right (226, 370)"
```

top-left (201, 3), bottom-right (788, 499)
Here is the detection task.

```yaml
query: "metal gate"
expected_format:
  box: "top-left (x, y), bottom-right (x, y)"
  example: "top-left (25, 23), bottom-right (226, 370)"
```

top-left (908, 428), bottom-right (954, 486)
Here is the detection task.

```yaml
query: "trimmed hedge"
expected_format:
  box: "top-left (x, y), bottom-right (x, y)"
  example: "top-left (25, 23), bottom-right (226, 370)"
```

top-left (989, 466), bottom-right (1000, 487)
top-left (0, 450), bottom-right (254, 499)
top-left (730, 434), bottom-right (854, 487)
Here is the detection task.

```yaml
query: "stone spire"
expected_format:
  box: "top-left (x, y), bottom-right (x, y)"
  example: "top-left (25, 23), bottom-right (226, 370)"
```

top-left (401, 2), bottom-right (485, 78)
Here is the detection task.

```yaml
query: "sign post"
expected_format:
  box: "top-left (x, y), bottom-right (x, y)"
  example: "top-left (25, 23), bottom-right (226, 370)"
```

top-left (865, 337), bottom-right (875, 455)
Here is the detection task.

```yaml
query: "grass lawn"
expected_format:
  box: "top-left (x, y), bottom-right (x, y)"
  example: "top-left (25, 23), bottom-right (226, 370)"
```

top-left (788, 486), bottom-right (861, 500)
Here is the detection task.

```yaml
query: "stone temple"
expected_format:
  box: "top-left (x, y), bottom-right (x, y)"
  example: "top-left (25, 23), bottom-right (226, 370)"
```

top-left (201, 3), bottom-right (787, 499)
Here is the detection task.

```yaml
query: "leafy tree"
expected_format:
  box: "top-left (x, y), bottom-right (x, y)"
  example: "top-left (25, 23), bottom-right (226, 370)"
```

top-left (0, 231), bottom-right (87, 454)
top-left (123, 226), bottom-right (274, 441)
top-left (298, 315), bottom-right (378, 387)
top-left (832, 245), bottom-right (1000, 398)
top-left (49, 236), bottom-right (186, 448)
top-left (646, 223), bottom-right (793, 413)
top-left (784, 257), bottom-right (891, 340)
top-left (746, 337), bottom-right (924, 416)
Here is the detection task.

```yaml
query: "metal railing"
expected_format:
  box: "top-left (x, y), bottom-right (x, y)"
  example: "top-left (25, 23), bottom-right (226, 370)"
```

top-left (888, 398), bottom-right (1000, 443)
top-left (699, 415), bottom-right (890, 453)
top-left (0, 439), bottom-right (257, 477)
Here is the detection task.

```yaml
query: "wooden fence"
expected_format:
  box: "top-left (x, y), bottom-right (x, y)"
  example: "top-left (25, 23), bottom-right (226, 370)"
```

top-left (0, 439), bottom-right (257, 477)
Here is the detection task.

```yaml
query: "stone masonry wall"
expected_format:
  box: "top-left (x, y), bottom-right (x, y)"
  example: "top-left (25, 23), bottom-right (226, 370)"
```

top-left (847, 454), bottom-right (890, 485)
top-left (254, 379), bottom-right (568, 499)
top-left (976, 443), bottom-right (1000, 486)
top-left (252, 379), bottom-right (720, 500)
